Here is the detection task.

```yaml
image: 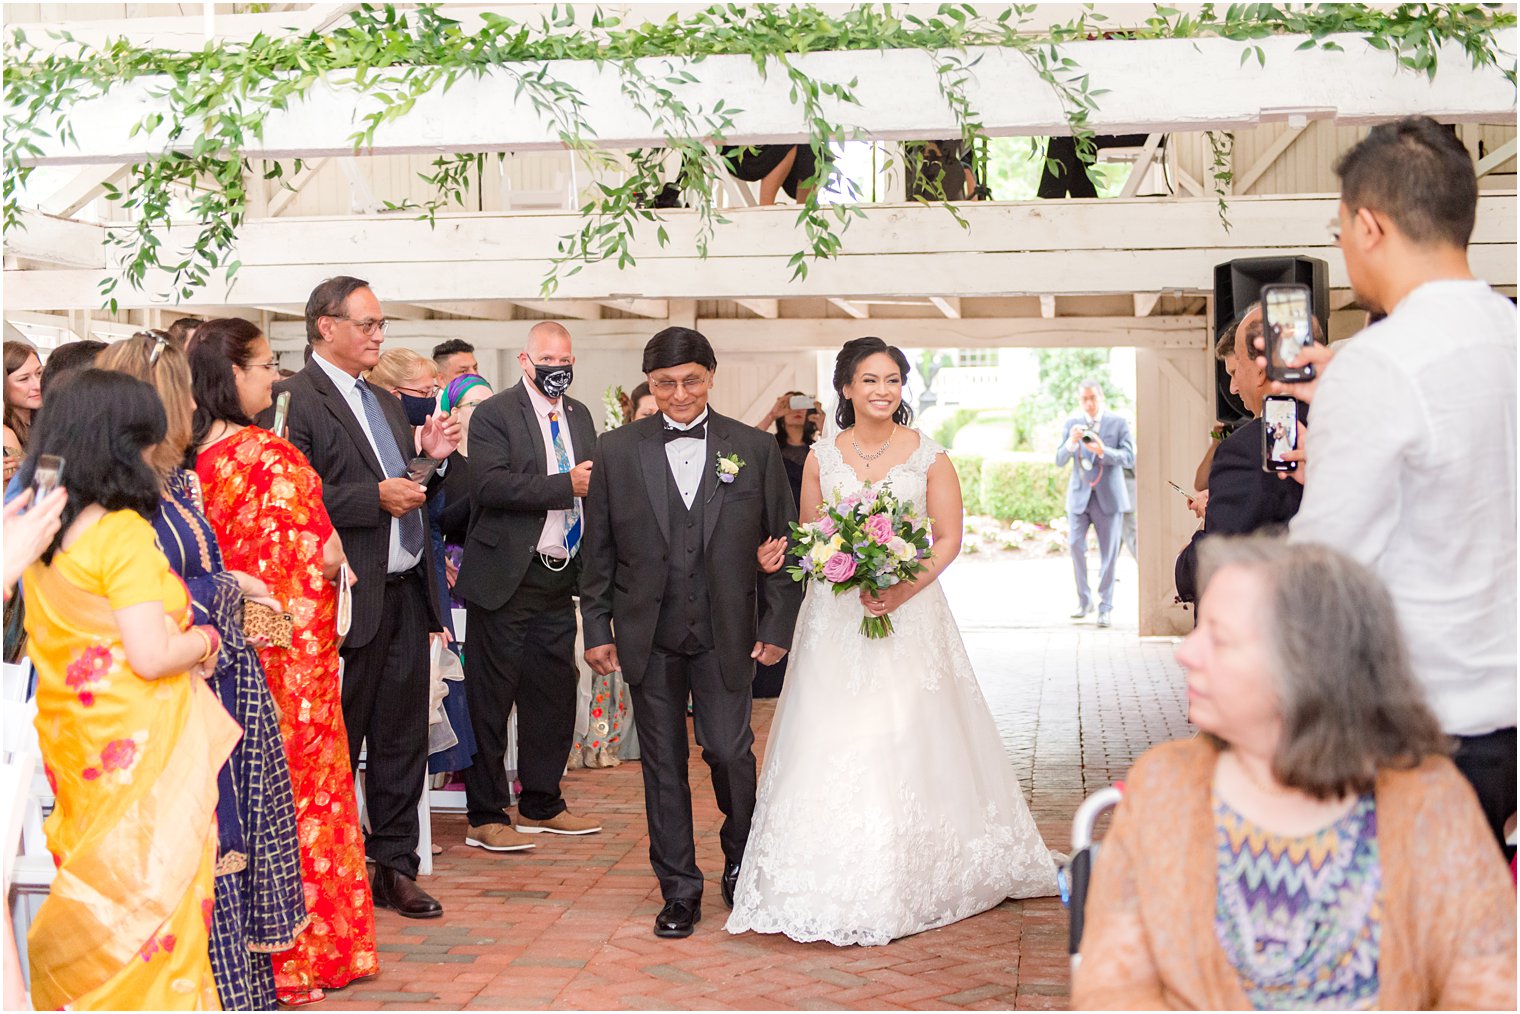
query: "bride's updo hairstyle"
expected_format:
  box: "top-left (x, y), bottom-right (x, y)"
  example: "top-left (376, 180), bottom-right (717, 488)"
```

top-left (832, 336), bottom-right (913, 430)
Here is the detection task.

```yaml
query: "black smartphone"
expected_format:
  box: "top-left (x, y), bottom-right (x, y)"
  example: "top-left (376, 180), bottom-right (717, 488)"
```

top-left (1261, 283), bottom-right (1316, 383)
top-left (31, 454), bottom-right (64, 507)
top-left (1261, 397), bottom-right (1299, 473)
top-left (271, 390), bottom-right (291, 438)
top-left (406, 456), bottom-right (440, 484)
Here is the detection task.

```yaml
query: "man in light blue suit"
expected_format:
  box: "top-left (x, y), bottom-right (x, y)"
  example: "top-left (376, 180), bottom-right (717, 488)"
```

top-left (1054, 380), bottom-right (1135, 628)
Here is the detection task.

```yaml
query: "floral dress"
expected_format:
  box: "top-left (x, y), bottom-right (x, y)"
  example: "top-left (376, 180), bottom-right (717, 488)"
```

top-left (23, 510), bottom-right (240, 1010)
top-left (197, 426), bottom-right (378, 1004)
top-left (153, 468), bottom-right (308, 1010)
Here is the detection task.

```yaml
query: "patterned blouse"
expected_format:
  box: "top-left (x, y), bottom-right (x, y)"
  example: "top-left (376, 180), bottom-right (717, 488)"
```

top-left (1214, 793), bottom-right (1382, 1010)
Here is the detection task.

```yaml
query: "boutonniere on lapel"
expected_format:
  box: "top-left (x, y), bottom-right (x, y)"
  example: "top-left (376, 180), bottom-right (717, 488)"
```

top-left (716, 452), bottom-right (745, 484)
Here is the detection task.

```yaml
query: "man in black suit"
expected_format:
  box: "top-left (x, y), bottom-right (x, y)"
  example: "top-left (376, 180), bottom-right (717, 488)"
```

top-left (581, 327), bottom-right (803, 938)
top-left (265, 276), bottom-right (459, 918)
top-left (453, 321), bottom-right (602, 851)
top-left (1175, 302), bottom-right (1304, 604)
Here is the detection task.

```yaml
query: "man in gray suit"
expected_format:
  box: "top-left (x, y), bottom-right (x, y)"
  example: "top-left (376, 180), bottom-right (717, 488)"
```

top-left (581, 327), bottom-right (802, 939)
top-left (1054, 380), bottom-right (1136, 628)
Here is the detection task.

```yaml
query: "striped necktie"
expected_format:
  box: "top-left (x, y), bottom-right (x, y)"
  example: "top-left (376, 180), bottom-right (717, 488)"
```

top-left (356, 379), bottom-right (424, 557)
top-left (549, 410), bottom-right (582, 557)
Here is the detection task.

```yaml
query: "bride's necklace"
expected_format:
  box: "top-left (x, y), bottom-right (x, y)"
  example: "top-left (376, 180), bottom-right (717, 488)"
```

top-left (852, 424), bottom-right (896, 464)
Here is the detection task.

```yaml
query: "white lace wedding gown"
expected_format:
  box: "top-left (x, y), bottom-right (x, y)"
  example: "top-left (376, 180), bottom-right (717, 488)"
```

top-left (725, 433), bottom-right (1058, 947)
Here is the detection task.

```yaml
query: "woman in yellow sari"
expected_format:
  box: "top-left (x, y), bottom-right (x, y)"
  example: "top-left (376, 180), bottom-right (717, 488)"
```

top-left (19, 369), bottom-right (240, 1010)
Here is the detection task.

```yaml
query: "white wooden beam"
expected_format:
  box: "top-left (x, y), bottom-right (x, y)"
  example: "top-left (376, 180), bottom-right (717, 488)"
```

top-left (9, 194), bottom-right (1514, 309)
top-left (266, 158), bottom-right (329, 217)
top-left (1117, 133), bottom-right (1165, 199)
top-left (511, 300), bottom-right (603, 320)
top-left (38, 165), bottom-right (131, 217)
top-left (3, 213), bottom-right (103, 268)
top-left (12, 31), bottom-right (1516, 166)
top-left (928, 296), bottom-right (962, 319)
top-left (1234, 123), bottom-right (1310, 195)
top-left (830, 298), bottom-right (868, 319)
top-left (733, 298), bottom-right (780, 319)
top-left (265, 315), bottom-right (1207, 352)
top-left (411, 300), bottom-right (518, 319)
top-left (599, 298), bottom-right (668, 319)
top-left (1478, 138), bottom-right (1518, 178)
top-left (1133, 292), bottom-right (1163, 317)
top-left (1040, 295), bottom-right (1057, 319)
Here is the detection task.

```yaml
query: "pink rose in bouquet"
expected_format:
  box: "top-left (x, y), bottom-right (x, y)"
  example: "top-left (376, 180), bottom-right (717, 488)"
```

top-left (816, 515), bottom-right (838, 538)
top-left (822, 552), bottom-right (857, 583)
top-left (863, 513), bottom-right (893, 545)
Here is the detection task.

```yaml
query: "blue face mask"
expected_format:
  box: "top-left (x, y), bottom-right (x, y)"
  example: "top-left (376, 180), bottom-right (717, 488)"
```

top-left (399, 393), bottom-right (435, 426)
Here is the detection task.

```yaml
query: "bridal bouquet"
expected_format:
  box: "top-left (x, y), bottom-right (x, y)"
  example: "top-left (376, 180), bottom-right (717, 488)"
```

top-left (787, 483), bottom-right (933, 639)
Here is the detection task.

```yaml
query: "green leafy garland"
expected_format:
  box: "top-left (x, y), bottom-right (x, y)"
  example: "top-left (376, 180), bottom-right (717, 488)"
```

top-left (3, 3), bottom-right (1514, 309)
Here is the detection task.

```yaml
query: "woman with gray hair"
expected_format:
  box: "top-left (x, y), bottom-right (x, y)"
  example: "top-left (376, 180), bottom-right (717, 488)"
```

top-left (1074, 536), bottom-right (1515, 1010)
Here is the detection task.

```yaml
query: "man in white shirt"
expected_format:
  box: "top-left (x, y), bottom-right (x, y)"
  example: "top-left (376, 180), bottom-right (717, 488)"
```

top-left (1282, 116), bottom-right (1517, 849)
top-left (452, 322), bottom-right (602, 850)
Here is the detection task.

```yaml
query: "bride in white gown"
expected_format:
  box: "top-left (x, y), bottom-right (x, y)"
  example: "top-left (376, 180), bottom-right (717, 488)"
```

top-left (726, 337), bottom-right (1057, 947)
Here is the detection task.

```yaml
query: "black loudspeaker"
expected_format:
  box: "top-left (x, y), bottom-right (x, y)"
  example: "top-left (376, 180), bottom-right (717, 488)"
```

top-left (1211, 256), bottom-right (1330, 423)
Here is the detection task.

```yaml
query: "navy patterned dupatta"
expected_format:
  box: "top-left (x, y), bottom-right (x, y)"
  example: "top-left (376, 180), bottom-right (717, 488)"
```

top-left (153, 468), bottom-right (308, 1011)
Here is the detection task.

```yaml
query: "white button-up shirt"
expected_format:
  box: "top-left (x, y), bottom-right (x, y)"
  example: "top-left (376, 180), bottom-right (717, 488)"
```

top-left (1289, 279), bottom-right (1517, 736)
top-left (520, 376), bottom-right (579, 558)
top-left (312, 351), bottom-right (423, 574)
top-left (663, 410), bottom-right (709, 509)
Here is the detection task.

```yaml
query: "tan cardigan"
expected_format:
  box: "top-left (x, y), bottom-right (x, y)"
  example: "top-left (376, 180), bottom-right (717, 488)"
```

top-left (1072, 738), bottom-right (1517, 1010)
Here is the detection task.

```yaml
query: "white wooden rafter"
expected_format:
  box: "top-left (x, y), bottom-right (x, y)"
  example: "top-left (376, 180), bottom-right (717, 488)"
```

top-left (1233, 122), bottom-right (1311, 195)
top-left (10, 31), bottom-right (1515, 167)
top-left (1478, 138), bottom-right (1518, 178)
top-left (8, 193), bottom-right (1514, 309)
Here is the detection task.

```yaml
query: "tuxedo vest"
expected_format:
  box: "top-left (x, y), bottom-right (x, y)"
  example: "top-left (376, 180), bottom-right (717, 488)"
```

top-left (654, 464), bottom-right (715, 653)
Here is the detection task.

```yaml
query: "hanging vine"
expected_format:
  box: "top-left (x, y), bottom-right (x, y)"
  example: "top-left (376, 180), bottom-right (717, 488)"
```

top-left (3, 3), bottom-right (1514, 308)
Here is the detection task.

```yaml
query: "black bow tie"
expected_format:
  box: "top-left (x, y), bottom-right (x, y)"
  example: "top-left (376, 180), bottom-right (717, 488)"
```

top-left (663, 421), bottom-right (706, 442)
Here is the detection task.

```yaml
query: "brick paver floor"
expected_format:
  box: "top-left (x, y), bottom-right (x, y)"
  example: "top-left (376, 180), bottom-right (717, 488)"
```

top-left (325, 555), bottom-right (1191, 1010)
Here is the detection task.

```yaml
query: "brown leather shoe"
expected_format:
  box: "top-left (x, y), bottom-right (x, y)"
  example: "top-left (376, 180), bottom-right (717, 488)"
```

top-left (464, 822), bottom-right (536, 852)
top-left (371, 866), bottom-right (443, 919)
top-left (514, 810), bottom-right (602, 836)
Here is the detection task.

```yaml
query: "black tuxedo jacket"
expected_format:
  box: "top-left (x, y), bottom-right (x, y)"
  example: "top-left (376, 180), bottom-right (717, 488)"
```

top-left (452, 382), bottom-right (597, 611)
top-left (1174, 416), bottom-right (1305, 603)
top-left (579, 411), bottom-right (803, 691)
top-left (260, 360), bottom-right (445, 649)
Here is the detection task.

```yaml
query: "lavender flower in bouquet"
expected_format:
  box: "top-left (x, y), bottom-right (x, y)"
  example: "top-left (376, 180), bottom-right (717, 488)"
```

top-left (787, 482), bottom-right (933, 638)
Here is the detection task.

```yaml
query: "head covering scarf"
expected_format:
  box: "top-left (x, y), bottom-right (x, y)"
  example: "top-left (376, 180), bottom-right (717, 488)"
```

top-left (441, 373), bottom-right (492, 414)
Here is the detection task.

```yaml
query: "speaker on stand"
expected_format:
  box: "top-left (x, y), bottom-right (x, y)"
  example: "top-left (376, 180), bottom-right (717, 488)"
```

top-left (1211, 256), bottom-right (1329, 425)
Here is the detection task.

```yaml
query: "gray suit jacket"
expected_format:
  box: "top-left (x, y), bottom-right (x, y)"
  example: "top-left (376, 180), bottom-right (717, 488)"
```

top-left (1054, 411), bottom-right (1135, 516)
top-left (452, 381), bottom-right (597, 612)
top-left (579, 411), bottom-right (803, 691)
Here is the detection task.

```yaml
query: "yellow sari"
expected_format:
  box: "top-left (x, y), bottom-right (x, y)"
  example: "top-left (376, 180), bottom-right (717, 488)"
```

top-left (22, 510), bottom-right (240, 1011)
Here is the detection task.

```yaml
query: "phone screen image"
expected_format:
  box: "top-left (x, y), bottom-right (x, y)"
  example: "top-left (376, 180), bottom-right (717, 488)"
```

top-left (1262, 398), bottom-right (1298, 472)
top-left (271, 391), bottom-right (291, 438)
top-left (1263, 284), bottom-right (1315, 382)
top-left (32, 454), bottom-right (64, 507)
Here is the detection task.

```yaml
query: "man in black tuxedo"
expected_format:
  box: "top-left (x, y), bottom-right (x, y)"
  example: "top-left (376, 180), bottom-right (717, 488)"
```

top-left (581, 327), bottom-right (803, 938)
top-left (453, 321), bottom-right (602, 850)
top-left (1175, 302), bottom-right (1304, 604)
top-left (264, 276), bottom-right (459, 918)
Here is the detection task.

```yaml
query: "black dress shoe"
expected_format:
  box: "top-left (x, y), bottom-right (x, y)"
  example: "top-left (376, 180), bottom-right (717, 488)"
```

top-left (653, 899), bottom-right (701, 938)
top-left (371, 865), bottom-right (443, 919)
top-left (721, 861), bottom-right (740, 909)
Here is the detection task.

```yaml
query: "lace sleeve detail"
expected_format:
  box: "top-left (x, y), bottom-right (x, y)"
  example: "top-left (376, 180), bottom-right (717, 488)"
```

top-left (909, 432), bottom-right (946, 473)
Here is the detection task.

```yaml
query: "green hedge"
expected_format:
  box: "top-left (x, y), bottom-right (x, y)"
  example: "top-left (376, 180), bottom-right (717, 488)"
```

top-left (947, 452), bottom-right (984, 511)
top-left (978, 455), bottom-right (1067, 523)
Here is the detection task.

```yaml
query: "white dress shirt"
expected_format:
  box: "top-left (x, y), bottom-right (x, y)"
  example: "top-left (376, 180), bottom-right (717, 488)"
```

top-left (663, 410), bottom-right (709, 509)
top-left (1289, 280), bottom-right (1517, 736)
top-left (312, 351), bottom-right (423, 574)
top-left (520, 376), bottom-right (579, 559)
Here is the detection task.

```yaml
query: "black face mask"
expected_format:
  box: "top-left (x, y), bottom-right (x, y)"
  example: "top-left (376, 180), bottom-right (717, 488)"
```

top-left (530, 362), bottom-right (573, 400)
top-left (399, 393), bottom-right (435, 427)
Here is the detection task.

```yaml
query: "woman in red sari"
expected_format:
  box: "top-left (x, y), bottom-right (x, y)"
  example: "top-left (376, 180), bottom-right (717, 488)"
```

top-left (188, 319), bottom-right (378, 1005)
